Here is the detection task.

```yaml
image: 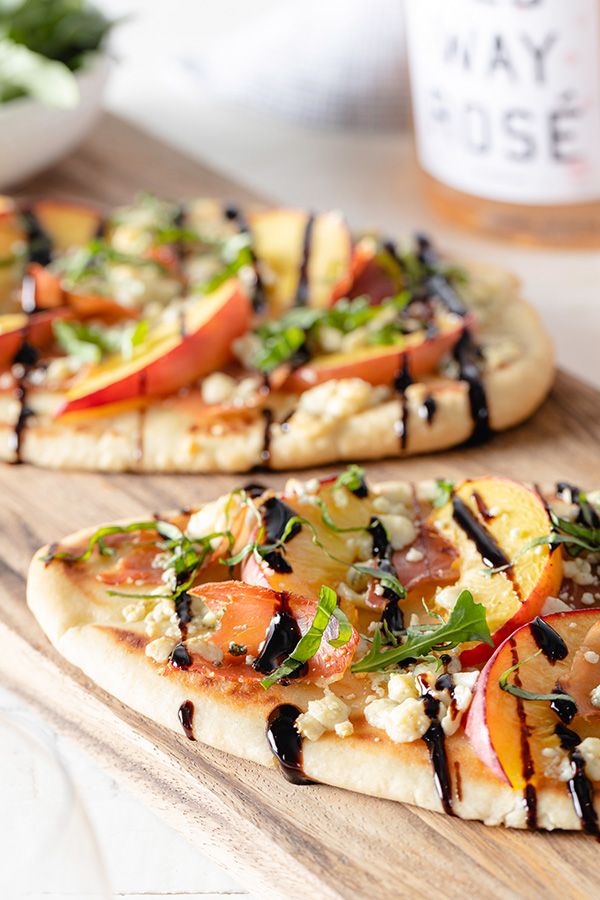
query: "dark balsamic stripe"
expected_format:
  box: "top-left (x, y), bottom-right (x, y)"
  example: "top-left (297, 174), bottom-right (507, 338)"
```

top-left (422, 693), bottom-right (454, 815)
top-left (453, 330), bottom-right (491, 445)
top-left (530, 616), bottom-right (568, 663)
top-left (223, 202), bottom-right (266, 311)
top-left (22, 209), bottom-right (53, 267)
top-left (394, 355), bottom-right (413, 451)
top-left (266, 704), bottom-right (313, 785)
top-left (422, 394), bottom-right (437, 425)
top-left (295, 214), bottom-right (315, 306)
top-left (509, 638), bottom-right (537, 829)
top-left (253, 593), bottom-right (307, 680)
top-left (451, 496), bottom-right (511, 571)
top-left (178, 700), bottom-right (196, 740)
top-left (260, 407), bottom-right (273, 465)
top-left (556, 723), bottom-right (600, 837)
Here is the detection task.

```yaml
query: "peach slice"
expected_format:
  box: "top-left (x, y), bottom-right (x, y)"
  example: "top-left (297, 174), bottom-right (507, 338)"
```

top-left (58, 279), bottom-right (251, 415)
top-left (241, 478), bottom-right (375, 603)
top-left (466, 609), bottom-right (600, 788)
top-left (249, 209), bottom-right (352, 315)
top-left (186, 581), bottom-right (358, 682)
top-left (0, 204), bottom-right (26, 304)
top-left (429, 477), bottom-right (563, 666)
top-left (31, 200), bottom-right (102, 254)
top-left (0, 308), bottom-right (73, 370)
top-left (281, 315), bottom-right (472, 392)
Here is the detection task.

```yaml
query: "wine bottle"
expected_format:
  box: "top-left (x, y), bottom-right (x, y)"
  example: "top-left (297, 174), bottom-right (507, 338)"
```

top-left (404, 0), bottom-right (600, 246)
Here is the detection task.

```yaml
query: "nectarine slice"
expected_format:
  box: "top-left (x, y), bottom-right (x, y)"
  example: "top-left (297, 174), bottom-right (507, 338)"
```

top-left (241, 478), bottom-right (374, 603)
top-left (430, 478), bottom-right (563, 666)
top-left (186, 581), bottom-right (358, 682)
top-left (467, 610), bottom-right (600, 793)
top-left (31, 201), bottom-right (102, 254)
top-left (249, 209), bottom-right (352, 315)
top-left (281, 315), bottom-right (471, 391)
top-left (58, 279), bottom-right (251, 415)
top-left (0, 308), bottom-right (73, 370)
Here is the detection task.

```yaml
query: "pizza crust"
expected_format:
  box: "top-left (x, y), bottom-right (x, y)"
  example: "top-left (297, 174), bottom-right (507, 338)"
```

top-left (26, 486), bottom-right (595, 833)
top-left (2, 264), bottom-right (554, 472)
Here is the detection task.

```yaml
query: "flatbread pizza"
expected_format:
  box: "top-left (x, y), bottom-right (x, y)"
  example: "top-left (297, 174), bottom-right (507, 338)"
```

top-left (0, 194), bottom-right (553, 471)
top-left (28, 469), bottom-right (600, 833)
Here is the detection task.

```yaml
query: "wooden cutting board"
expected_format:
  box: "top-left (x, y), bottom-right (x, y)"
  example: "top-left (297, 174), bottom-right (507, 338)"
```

top-left (2, 114), bottom-right (600, 900)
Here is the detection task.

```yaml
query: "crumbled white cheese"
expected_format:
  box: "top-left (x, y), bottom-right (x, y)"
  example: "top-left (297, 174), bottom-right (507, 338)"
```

top-left (365, 697), bottom-right (431, 743)
top-left (346, 533), bottom-right (373, 562)
top-left (201, 372), bottom-right (237, 405)
top-left (335, 720), bottom-right (354, 738)
top-left (581, 592), bottom-right (596, 606)
top-left (185, 636), bottom-right (223, 664)
top-left (541, 596), bottom-right (572, 615)
top-left (563, 558), bottom-right (597, 587)
top-left (578, 738), bottom-right (600, 781)
top-left (434, 585), bottom-right (464, 612)
top-left (590, 685), bottom-right (600, 708)
top-left (372, 496), bottom-right (391, 514)
top-left (584, 650), bottom-right (600, 665)
top-left (187, 493), bottom-right (242, 546)
top-left (374, 482), bottom-right (412, 511)
top-left (376, 514), bottom-right (416, 551)
top-left (297, 379), bottom-right (382, 420)
top-left (145, 636), bottom-right (176, 664)
top-left (405, 546), bottom-right (424, 563)
top-left (296, 689), bottom-right (351, 742)
top-left (121, 600), bottom-right (147, 622)
top-left (387, 673), bottom-right (419, 704)
top-left (541, 745), bottom-right (573, 782)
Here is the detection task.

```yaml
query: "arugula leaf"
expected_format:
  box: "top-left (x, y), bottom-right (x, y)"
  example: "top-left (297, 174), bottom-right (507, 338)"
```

top-left (351, 590), bottom-right (492, 673)
top-left (499, 650), bottom-right (577, 704)
top-left (53, 318), bottom-right (149, 363)
top-left (260, 585), bottom-right (352, 689)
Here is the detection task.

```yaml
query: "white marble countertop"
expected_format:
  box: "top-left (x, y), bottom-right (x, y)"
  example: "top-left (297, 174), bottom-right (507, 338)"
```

top-left (4, 1), bottom-right (600, 898)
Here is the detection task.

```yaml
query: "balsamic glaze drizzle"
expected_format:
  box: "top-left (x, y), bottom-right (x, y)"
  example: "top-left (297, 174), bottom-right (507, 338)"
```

top-left (556, 724), bottom-right (600, 837)
top-left (223, 203), bottom-right (266, 311)
top-left (394, 356), bottom-right (413, 451)
top-left (260, 497), bottom-right (302, 573)
top-left (557, 481), bottom-right (600, 530)
top-left (509, 638), bottom-right (538, 828)
top-left (260, 407), bottom-right (273, 465)
top-left (422, 394), bottom-right (437, 425)
top-left (253, 593), bottom-right (307, 680)
top-left (178, 700), bottom-right (196, 740)
top-left (422, 693), bottom-right (454, 815)
top-left (530, 616), bottom-right (568, 663)
top-left (453, 330), bottom-right (491, 445)
top-left (266, 704), bottom-right (313, 784)
top-left (472, 490), bottom-right (494, 521)
top-left (451, 496), bottom-right (511, 571)
top-left (242, 481), bottom-right (268, 498)
top-left (22, 209), bottom-right (53, 266)
top-left (295, 214), bottom-right (315, 306)
top-left (381, 595), bottom-right (404, 634)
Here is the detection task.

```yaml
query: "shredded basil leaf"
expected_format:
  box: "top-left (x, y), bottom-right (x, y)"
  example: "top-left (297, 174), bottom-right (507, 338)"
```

top-left (432, 478), bottom-right (454, 509)
top-left (53, 318), bottom-right (149, 364)
top-left (260, 585), bottom-right (352, 689)
top-left (498, 650), bottom-right (577, 704)
top-left (333, 464), bottom-right (367, 495)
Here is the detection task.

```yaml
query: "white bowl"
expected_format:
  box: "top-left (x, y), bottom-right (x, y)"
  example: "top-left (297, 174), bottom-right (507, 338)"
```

top-left (0, 53), bottom-right (111, 190)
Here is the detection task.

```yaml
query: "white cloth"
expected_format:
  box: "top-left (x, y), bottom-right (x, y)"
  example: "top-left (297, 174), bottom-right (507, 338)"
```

top-left (182, 0), bottom-right (409, 131)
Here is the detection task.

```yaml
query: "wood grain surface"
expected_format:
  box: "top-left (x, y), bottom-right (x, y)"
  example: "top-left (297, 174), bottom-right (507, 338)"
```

top-left (1, 114), bottom-right (600, 900)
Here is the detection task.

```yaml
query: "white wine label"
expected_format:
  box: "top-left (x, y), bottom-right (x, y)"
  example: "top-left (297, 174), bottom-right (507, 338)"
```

top-left (405, 0), bottom-right (600, 204)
